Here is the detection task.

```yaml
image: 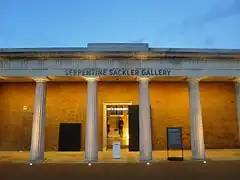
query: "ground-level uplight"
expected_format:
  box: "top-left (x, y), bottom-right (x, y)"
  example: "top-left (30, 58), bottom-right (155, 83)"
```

top-left (203, 161), bottom-right (207, 164)
top-left (88, 163), bottom-right (92, 166)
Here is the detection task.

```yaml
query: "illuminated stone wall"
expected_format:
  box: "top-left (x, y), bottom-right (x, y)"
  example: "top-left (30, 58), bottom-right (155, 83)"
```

top-left (150, 82), bottom-right (239, 149)
top-left (0, 81), bottom-right (239, 151)
top-left (0, 82), bottom-right (35, 151)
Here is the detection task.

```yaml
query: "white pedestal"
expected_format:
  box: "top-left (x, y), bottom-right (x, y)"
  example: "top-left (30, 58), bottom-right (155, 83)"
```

top-left (112, 141), bottom-right (121, 159)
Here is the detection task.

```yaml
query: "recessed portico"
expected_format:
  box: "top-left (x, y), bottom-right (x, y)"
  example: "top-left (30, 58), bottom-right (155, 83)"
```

top-left (1, 75), bottom-right (239, 162)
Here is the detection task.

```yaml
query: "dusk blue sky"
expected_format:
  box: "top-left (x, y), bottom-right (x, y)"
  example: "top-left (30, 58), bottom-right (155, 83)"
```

top-left (1, 0), bottom-right (240, 49)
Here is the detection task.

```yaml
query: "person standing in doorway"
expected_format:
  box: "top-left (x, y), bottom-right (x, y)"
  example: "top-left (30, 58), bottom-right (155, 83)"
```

top-left (118, 118), bottom-right (124, 138)
top-left (107, 118), bottom-right (110, 138)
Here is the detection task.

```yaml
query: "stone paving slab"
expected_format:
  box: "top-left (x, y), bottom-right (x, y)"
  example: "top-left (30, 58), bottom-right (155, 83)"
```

top-left (0, 149), bottom-right (239, 163)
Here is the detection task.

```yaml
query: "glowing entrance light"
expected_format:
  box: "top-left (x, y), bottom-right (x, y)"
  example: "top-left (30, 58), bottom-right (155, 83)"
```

top-left (106, 107), bottom-right (128, 111)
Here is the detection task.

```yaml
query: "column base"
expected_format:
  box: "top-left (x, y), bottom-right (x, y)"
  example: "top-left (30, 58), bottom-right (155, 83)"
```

top-left (139, 159), bottom-right (152, 163)
top-left (84, 158), bottom-right (98, 163)
top-left (84, 155), bottom-right (98, 163)
top-left (192, 156), bottom-right (206, 161)
top-left (139, 155), bottom-right (152, 163)
top-left (192, 150), bottom-right (206, 161)
top-left (139, 152), bottom-right (153, 162)
top-left (29, 159), bottom-right (44, 164)
top-left (29, 153), bottom-right (45, 164)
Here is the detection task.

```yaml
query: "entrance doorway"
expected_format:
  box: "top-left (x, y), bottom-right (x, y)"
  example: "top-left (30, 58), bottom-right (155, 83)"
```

top-left (58, 123), bottom-right (82, 151)
top-left (103, 102), bottom-right (132, 151)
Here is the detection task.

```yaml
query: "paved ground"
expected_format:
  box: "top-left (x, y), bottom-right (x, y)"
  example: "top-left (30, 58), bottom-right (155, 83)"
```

top-left (0, 150), bottom-right (239, 180)
top-left (1, 149), bottom-right (240, 163)
top-left (0, 161), bottom-right (240, 180)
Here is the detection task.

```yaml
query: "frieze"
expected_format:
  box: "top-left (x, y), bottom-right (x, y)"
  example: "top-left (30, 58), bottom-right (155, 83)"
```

top-left (64, 68), bottom-right (172, 76)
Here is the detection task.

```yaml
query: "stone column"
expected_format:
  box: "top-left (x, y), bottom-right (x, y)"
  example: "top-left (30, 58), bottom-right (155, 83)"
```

top-left (188, 78), bottom-right (206, 160)
top-left (85, 77), bottom-right (98, 162)
top-left (235, 79), bottom-right (240, 143)
top-left (138, 77), bottom-right (152, 162)
top-left (30, 78), bottom-right (47, 163)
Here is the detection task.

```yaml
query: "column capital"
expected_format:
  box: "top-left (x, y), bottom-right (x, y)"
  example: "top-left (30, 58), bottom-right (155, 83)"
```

top-left (234, 77), bottom-right (240, 82)
top-left (186, 77), bottom-right (202, 83)
top-left (32, 77), bottom-right (49, 82)
top-left (137, 77), bottom-right (150, 82)
top-left (84, 76), bottom-right (99, 81)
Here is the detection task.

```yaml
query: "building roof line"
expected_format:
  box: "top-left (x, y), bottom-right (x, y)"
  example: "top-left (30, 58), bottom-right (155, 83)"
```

top-left (0, 47), bottom-right (240, 54)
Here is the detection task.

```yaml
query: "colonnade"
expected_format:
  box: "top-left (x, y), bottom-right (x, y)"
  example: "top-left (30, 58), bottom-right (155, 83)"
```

top-left (29, 77), bottom-right (240, 163)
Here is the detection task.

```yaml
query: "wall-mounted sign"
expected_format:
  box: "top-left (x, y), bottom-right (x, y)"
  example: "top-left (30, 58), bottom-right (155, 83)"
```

top-left (64, 68), bottom-right (172, 76)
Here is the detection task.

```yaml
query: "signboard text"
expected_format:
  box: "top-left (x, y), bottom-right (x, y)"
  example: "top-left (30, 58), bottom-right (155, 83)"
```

top-left (64, 68), bottom-right (172, 76)
top-left (167, 127), bottom-right (183, 149)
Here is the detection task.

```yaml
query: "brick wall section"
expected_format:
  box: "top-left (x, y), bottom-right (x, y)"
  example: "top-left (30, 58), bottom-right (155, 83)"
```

top-left (0, 82), bottom-right (35, 151)
top-left (0, 81), bottom-right (239, 151)
top-left (45, 82), bottom-right (87, 151)
top-left (150, 82), bottom-right (191, 149)
top-left (200, 82), bottom-right (239, 148)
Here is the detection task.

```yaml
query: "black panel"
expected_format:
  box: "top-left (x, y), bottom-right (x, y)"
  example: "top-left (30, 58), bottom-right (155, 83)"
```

top-left (58, 123), bottom-right (81, 151)
top-left (128, 105), bottom-right (139, 151)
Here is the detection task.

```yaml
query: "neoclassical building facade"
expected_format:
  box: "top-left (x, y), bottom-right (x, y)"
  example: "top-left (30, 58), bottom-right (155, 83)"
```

top-left (0, 43), bottom-right (240, 163)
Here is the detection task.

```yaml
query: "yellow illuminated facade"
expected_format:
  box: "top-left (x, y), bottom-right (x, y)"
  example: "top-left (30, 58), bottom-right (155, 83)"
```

top-left (0, 43), bottom-right (240, 162)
